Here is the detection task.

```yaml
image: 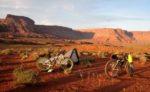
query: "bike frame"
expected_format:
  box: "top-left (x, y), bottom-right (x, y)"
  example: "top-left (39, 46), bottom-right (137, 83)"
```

top-left (47, 54), bottom-right (65, 67)
top-left (112, 56), bottom-right (127, 71)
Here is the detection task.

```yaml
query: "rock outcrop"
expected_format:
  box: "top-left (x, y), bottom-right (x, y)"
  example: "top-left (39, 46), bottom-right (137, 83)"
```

top-left (79, 28), bottom-right (150, 44)
top-left (0, 14), bottom-right (150, 44)
top-left (79, 28), bottom-right (135, 43)
top-left (35, 25), bottom-right (94, 40)
top-left (0, 14), bottom-right (94, 39)
top-left (0, 14), bottom-right (43, 38)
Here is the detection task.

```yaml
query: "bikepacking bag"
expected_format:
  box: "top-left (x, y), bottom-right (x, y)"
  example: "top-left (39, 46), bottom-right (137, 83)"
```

top-left (128, 53), bottom-right (133, 68)
top-left (128, 53), bottom-right (133, 63)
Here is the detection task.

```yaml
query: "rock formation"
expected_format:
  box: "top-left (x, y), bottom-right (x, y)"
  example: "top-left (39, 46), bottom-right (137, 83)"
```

top-left (0, 14), bottom-right (150, 44)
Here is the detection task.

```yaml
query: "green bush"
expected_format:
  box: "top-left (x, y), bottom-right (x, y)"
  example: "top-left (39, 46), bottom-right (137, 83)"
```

top-left (80, 57), bottom-right (94, 67)
top-left (20, 51), bottom-right (28, 57)
top-left (20, 51), bottom-right (29, 60)
top-left (13, 67), bottom-right (40, 86)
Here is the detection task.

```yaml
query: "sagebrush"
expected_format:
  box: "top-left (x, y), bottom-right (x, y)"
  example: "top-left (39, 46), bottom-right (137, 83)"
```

top-left (13, 67), bottom-right (40, 86)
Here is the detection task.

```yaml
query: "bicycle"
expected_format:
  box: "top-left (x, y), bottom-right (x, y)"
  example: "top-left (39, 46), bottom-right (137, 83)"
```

top-left (36, 51), bottom-right (74, 74)
top-left (105, 54), bottom-right (133, 78)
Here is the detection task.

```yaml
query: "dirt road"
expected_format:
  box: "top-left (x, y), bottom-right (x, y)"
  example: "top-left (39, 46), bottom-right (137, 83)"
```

top-left (0, 55), bottom-right (150, 92)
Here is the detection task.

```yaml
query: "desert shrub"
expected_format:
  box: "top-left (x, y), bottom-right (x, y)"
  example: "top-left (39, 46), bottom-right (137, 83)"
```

top-left (82, 52), bottom-right (89, 56)
top-left (133, 52), bottom-right (150, 62)
top-left (26, 48), bottom-right (33, 52)
top-left (21, 56), bottom-right (28, 60)
top-left (104, 52), bottom-right (109, 56)
top-left (30, 52), bottom-right (40, 60)
top-left (58, 49), bottom-right (64, 53)
top-left (132, 52), bottom-right (140, 58)
top-left (97, 51), bottom-right (101, 57)
top-left (101, 52), bottom-right (106, 58)
top-left (20, 51), bottom-right (28, 57)
top-left (80, 57), bottom-right (94, 67)
top-left (0, 49), bottom-right (13, 55)
top-left (139, 56), bottom-right (147, 63)
top-left (13, 67), bottom-right (40, 86)
top-left (38, 48), bottom-right (49, 55)
top-left (132, 52), bottom-right (147, 60)
top-left (97, 52), bottom-right (107, 58)
top-left (91, 52), bottom-right (98, 56)
top-left (20, 51), bottom-right (29, 60)
top-left (16, 49), bottom-right (22, 54)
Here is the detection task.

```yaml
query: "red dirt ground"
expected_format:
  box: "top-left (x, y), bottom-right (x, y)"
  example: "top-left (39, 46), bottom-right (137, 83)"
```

top-left (0, 54), bottom-right (150, 92)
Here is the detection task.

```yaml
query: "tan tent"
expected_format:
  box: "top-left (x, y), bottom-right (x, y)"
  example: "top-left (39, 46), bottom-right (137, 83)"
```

top-left (64, 48), bottom-right (79, 64)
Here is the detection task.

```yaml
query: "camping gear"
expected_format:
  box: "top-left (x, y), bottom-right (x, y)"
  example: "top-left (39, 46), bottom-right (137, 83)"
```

top-left (64, 48), bottom-right (79, 64)
top-left (36, 54), bottom-right (74, 74)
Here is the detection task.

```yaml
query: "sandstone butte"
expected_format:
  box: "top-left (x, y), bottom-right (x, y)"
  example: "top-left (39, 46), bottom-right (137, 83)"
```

top-left (0, 14), bottom-right (150, 44)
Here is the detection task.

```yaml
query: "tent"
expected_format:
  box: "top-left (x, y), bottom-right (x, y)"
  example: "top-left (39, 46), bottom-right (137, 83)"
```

top-left (64, 48), bottom-right (79, 64)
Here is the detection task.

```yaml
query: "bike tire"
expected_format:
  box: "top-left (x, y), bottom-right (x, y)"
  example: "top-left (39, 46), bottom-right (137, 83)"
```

top-left (36, 57), bottom-right (52, 71)
top-left (125, 62), bottom-right (133, 77)
top-left (60, 57), bottom-right (74, 74)
top-left (105, 59), bottom-right (119, 78)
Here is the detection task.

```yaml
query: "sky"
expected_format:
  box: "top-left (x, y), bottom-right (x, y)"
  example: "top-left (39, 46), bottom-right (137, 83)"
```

top-left (0, 0), bottom-right (150, 31)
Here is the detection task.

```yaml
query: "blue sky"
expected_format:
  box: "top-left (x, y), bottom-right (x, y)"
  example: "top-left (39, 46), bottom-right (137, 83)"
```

top-left (0, 0), bottom-right (150, 31)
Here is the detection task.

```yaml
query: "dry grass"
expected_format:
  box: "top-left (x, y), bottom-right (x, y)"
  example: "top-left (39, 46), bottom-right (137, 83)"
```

top-left (140, 56), bottom-right (147, 62)
top-left (20, 51), bottom-right (29, 60)
top-left (13, 67), bottom-right (40, 86)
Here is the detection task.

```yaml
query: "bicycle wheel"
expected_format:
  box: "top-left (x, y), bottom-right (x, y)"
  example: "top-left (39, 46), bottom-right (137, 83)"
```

top-left (105, 59), bottom-right (120, 78)
top-left (60, 57), bottom-right (74, 74)
top-left (125, 62), bottom-right (133, 77)
top-left (37, 57), bottom-right (52, 71)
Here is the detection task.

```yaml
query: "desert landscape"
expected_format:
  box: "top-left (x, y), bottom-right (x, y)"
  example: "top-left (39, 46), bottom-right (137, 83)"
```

top-left (0, 14), bottom-right (150, 92)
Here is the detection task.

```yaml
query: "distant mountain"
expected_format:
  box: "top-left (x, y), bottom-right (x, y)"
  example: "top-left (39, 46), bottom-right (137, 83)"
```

top-left (0, 14), bottom-right (45, 38)
top-left (0, 14), bottom-right (150, 44)
top-left (0, 14), bottom-right (93, 40)
top-left (79, 28), bottom-right (135, 43)
top-left (79, 28), bottom-right (150, 44)
top-left (131, 31), bottom-right (150, 44)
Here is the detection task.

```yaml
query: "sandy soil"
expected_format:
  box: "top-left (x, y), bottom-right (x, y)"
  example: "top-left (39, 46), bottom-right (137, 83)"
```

top-left (0, 54), bottom-right (150, 92)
